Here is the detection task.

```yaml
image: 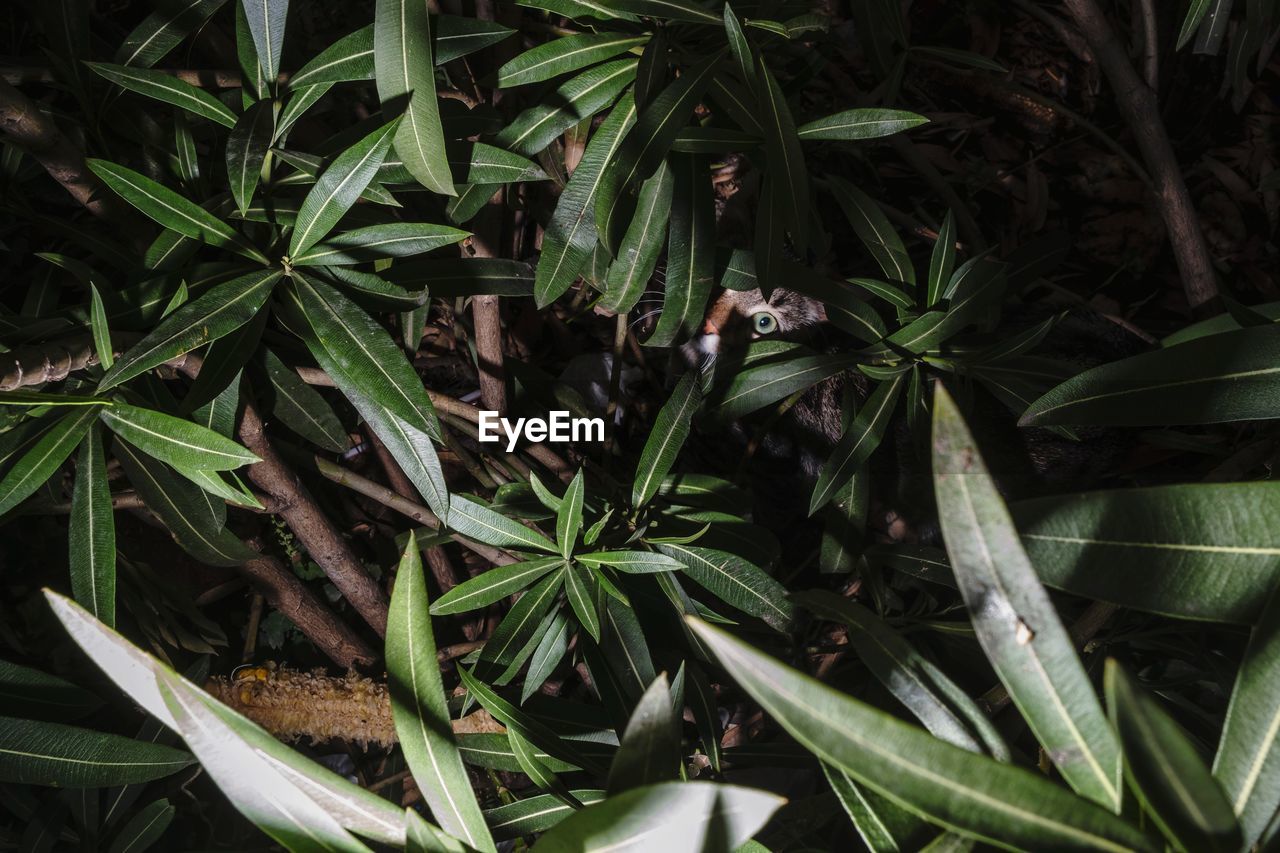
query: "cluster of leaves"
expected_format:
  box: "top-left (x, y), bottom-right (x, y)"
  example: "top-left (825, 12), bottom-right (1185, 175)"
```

top-left (3, 0), bottom-right (1280, 850)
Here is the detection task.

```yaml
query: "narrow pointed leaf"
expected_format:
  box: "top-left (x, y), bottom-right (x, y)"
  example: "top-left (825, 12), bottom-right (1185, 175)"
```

top-left (829, 177), bottom-right (914, 284)
top-left (227, 99), bottom-right (275, 215)
top-left (44, 592), bottom-right (407, 845)
top-left (89, 284), bottom-right (114, 370)
top-left (106, 798), bottom-right (174, 853)
top-left (1021, 324), bottom-right (1280, 427)
top-left (534, 93), bottom-right (637, 307)
top-left (448, 496), bottom-right (557, 553)
top-left (430, 557), bottom-right (564, 615)
top-left (811, 374), bottom-right (906, 513)
top-left (476, 569), bottom-right (565, 679)
top-left (715, 352), bottom-right (860, 423)
top-left (496, 33), bottom-right (648, 87)
top-left (656, 543), bottom-right (794, 631)
top-left (564, 563), bottom-right (601, 641)
top-left (535, 781), bottom-right (784, 853)
top-left (927, 211), bottom-right (956, 307)
top-left (607, 674), bottom-right (679, 794)
top-left (689, 618), bottom-right (1157, 852)
top-left (388, 533), bottom-right (496, 851)
top-left (556, 470), bottom-right (584, 558)
top-left (1106, 661), bottom-right (1240, 852)
top-left (100, 269), bottom-right (281, 391)
top-left (496, 59), bottom-right (638, 156)
top-left (933, 386), bottom-right (1122, 810)
top-left (508, 727), bottom-right (582, 808)
top-left (241, 0), bottom-right (287, 83)
top-left (86, 63), bottom-right (237, 126)
top-left (289, 117), bottom-right (401, 256)
top-left (484, 789), bottom-right (606, 840)
top-left (648, 152), bottom-right (714, 345)
top-left (116, 0), bottom-right (228, 67)
top-left (69, 425), bottom-right (115, 627)
top-left (260, 348), bottom-right (349, 453)
top-left (0, 406), bottom-right (99, 516)
top-left (522, 610), bottom-right (572, 702)
top-left (633, 370), bottom-right (700, 507)
top-left (601, 159), bottom-right (673, 312)
top-left (575, 551), bottom-right (683, 573)
top-left (611, 0), bottom-right (721, 23)
top-left (797, 108), bottom-right (928, 140)
top-left (0, 716), bottom-right (192, 788)
top-left (756, 55), bottom-right (808, 253)
top-left (375, 0), bottom-right (453, 195)
top-left (87, 160), bottom-right (267, 263)
top-left (293, 222), bottom-right (469, 266)
top-left (100, 404), bottom-right (257, 471)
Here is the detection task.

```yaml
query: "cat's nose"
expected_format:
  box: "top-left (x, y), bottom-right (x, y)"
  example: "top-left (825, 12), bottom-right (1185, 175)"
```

top-left (701, 318), bottom-right (720, 335)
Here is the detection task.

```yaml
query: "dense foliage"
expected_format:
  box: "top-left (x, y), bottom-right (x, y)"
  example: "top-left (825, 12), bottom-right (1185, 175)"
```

top-left (2, 0), bottom-right (1280, 850)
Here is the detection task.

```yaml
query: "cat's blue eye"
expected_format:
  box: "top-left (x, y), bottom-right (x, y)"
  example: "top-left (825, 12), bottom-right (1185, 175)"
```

top-left (752, 312), bottom-right (779, 334)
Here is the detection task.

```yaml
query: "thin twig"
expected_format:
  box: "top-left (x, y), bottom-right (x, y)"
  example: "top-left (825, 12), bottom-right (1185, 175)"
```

top-left (314, 456), bottom-right (518, 567)
top-left (1060, 0), bottom-right (1220, 311)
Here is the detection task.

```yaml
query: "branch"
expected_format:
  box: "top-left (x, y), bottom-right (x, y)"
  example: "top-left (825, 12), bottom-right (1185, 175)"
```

top-left (239, 402), bottom-right (391, 637)
top-left (0, 80), bottom-right (129, 222)
top-left (1060, 0), bottom-right (1219, 311)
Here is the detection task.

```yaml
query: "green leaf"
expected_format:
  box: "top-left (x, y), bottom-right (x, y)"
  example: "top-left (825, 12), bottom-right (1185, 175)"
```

top-left (648, 151), bottom-right (715, 345)
top-left (456, 667), bottom-right (607, 775)
top-left (596, 54), bottom-right (721, 253)
top-left (0, 406), bottom-right (99, 516)
top-left (723, 4), bottom-right (756, 88)
top-left (290, 272), bottom-right (440, 440)
top-left (656, 543), bottom-right (794, 631)
top-left (86, 160), bottom-right (267, 264)
top-left (1178, 0), bottom-right (1214, 49)
top-left (811, 374), bottom-right (906, 514)
top-left (293, 222), bottom-right (469, 266)
top-left (226, 99), bottom-right (274, 215)
top-left (927, 210), bottom-right (957, 307)
top-left (112, 438), bottom-right (256, 566)
top-left (795, 591), bottom-right (1009, 760)
top-left (430, 557), bottom-right (564, 615)
top-left (1105, 661), bottom-right (1240, 852)
top-left (1214, 584), bottom-right (1280, 846)
top-left (534, 92), bottom-right (638, 307)
top-left (1012, 482), bottom-right (1280, 624)
top-left (343, 385), bottom-right (450, 518)
top-left (86, 62), bottom-right (237, 126)
top-left (69, 425), bottom-right (115, 627)
top-left (157, 680), bottom-right (370, 850)
top-left (1022, 324), bottom-right (1280, 426)
top-left (797, 108), bottom-right (928, 141)
top-left (476, 569), bottom-right (566, 679)
top-left (115, 0), bottom-right (227, 67)
top-left (824, 761), bottom-right (931, 852)
top-left (688, 618), bottom-right (1158, 852)
top-left (100, 268), bottom-right (281, 391)
top-left (100, 404), bottom-right (257, 471)
top-left (484, 789), bottom-right (606, 840)
top-left (44, 591), bottom-right (407, 845)
top-left (434, 15), bottom-right (516, 63)
top-left (496, 59), bottom-right (638, 156)
top-left (89, 284), bottom-right (114, 370)
top-left (0, 716), bottom-right (192, 787)
top-left (106, 798), bottom-right (174, 853)
top-left (496, 33), bottom-right (648, 88)
top-left (716, 352), bottom-right (860, 423)
top-left (632, 370), bottom-right (701, 507)
top-left (448, 495), bottom-right (558, 553)
top-left (600, 161), bottom-right (672, 314)
top-left (932, 386), bottom-right (1122, 810)
top-left (289, 116), bottom-right (401, 257)
top-left (534, 781), bottom-right (784, 853)
top-left (375, 0), bottom-right (453, 195)
top-left (259, 348), bottom-right (349, 453)
top-left (756, 56), bottom-right (809, 253)
top-left (575, 551), bottom-right (683, 573)
top-left (522, 609), bottom-right (572, 702)
top-left (564, 563), bottom-right (600, 641)
top-left (607, 674), bottom-right (679, 794)
top-left (388, 533), bottom-right (496, 852)
top-left (288, 25), bottom-right (374, 88)
top-left (0, 660), bottom-right (100, 722)
top-left (828, 176), bottom-right (914, 284)
top-left (241, 0), bottom-right (287, 83)
top-left (508, 727), bottom-right (581, 808)
top-left (556, 469), bottom-right (584, 558)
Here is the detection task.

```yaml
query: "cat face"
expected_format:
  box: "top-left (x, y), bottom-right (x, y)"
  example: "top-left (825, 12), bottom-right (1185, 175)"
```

top-left (688, 288), bottom-right (827, 358)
